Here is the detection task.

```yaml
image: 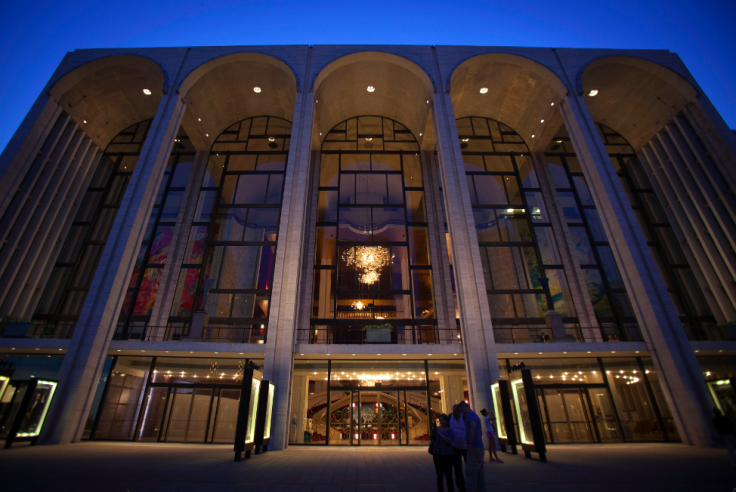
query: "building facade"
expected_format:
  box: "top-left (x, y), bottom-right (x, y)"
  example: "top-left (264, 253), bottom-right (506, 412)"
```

top-left (1, 45), bottom-right (736, 448)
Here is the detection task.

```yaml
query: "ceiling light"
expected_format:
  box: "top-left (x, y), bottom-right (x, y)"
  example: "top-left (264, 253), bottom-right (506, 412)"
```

top-left (427, 100), bottom-right (429, 104)
top-left (142, 89), bottom-right (151, 95)
top-left (206, 134), bottom-right (209, 137)
top-left (589, 89), bottom-right (599, 96)
top-left (268, 137), bottom-right (275, 142)
top-left (556, 139), bottom-right (563, 143)
top-left (254, 87), bottom-right (261, 93)
top-left (540, 119), bottom-right (544, 123)
top-left (550, 102), bottom-right (555, 106)
top-left (83, 120), bottom-right (87, 124)
top-left (461, 138), bottom-right (469, 142)
top-left (419, 133), bottom-right (422, 136)
top-left (531, 135), bottom-right (535, 138)
top-left (506, 208), bottom-right (514, 213)
top-left (366, 137), bottom-right (373, 141)
top-left (480, 87), bottom-right (488, 94)
top-left (367, 86), bottom-right (375, 92)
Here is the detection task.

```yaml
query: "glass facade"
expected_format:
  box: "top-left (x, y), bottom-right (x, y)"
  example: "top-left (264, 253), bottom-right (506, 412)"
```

top-left (307, 116), bottom-right (438, 344)
top-left (457, 117), bottom-right (577, 342)
top-left (289, 358), bottom-right (465, 445)
top-left (34, 120), bottom-right (152, 329)
top-left (167, 116), bottom-right (291, 342)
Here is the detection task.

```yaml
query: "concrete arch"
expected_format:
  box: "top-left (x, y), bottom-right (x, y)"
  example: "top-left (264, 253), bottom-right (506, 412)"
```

top-left (178, 52), bottom-right (298, 151)
top-left (312, 52), bottom-right (434, 149)
top-left (449, 53), bottom-right (568, 152)
top-left (580, 56), bottom-right (699, 150)
top-left (48, 55), bottom-right (166, 149)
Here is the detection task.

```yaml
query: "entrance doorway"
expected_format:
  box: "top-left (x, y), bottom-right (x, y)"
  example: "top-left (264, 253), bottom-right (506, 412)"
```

top-left (536, 386), bottom-right (620, 443)
top-left (136, 386), bottom-right (242, 443)
top-left (324, 389), bottom-right (429, 446)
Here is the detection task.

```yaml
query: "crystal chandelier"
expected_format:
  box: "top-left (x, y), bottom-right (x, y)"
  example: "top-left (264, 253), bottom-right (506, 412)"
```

top-left (351, 300), bottom-right (366, 310)
top-left (341, 246), bottom-right (392, 284)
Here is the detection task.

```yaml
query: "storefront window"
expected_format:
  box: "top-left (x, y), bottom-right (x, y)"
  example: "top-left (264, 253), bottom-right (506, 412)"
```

top-left (640, 358), bottom-right (680, 441)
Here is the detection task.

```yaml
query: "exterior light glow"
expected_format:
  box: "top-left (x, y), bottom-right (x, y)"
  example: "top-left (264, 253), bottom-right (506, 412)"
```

top-left (506, 208), bottom-right (514, 213)
top-left (480, 87), bottom-right (488, 94)
top-left (589, 89), bottom-right (599, 96)
top-left (83, 120), bottom-right (87, 124)
top-left (419, 133), bottom-right (422, 136)
top-left (206, 134), bottom-right (209, 137)
top-left (531, 135), bottom-right (535, 138)
top-left (253, 87), bottom-right (261, 93)
top-left (551, 102), bottom-right (555, 106)
top-left (198, 118), bottom-right (201, 122)
top-left (367, 86), bottom-right (375, 92)
top-left (462, 138), bottom-right (470, 142)
top-left (268, 137), bottom-right (275, 142)
top-left (142, 89), bottom-right (151, 95)
top-left (540, 119), bottom-right (544, 123)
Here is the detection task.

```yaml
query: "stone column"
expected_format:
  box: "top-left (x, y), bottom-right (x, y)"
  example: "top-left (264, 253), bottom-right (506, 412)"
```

top-left (262, 48), bottom-right (315, 451)
top-left (531, 152), bottom-right (600, 340)
top-left (431, 48), bottom-right (498, 415)
top-left (41, 92), bottom-right (187, 444)
top-left (559, 93), bottom-right (716, 446)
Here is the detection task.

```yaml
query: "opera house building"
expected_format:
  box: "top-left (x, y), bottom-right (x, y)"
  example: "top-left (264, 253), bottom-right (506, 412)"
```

top-left (1, 44), bottom-right (735, 449)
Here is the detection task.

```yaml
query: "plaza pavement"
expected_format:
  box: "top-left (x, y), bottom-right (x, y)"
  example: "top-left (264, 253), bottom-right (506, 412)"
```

top-left (0, 441), bottom-right (734, 491)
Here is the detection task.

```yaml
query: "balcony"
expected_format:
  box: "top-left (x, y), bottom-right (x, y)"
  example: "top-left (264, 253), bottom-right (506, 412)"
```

top-left (0, 320), bottom-right (75, 339)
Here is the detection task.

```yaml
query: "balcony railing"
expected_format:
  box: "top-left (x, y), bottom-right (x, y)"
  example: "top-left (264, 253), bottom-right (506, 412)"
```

top-left (297, 325), bottom-right (461, 345)
top-left (0, 320), bottom-right (75, 339)
top-left (113, 324), bottom-right (266, 343)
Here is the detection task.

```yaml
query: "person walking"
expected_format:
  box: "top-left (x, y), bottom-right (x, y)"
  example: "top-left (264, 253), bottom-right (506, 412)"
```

top-left (713, 407), bottom-right (736, 467)
top-left (430, 414), bottom-right (456, 492)
top-left (480, 408), bottom-right (503, 463)
top-left (458, 401), bottom-right (485, 492)
top-left (449, 404), bottom-right (467, 492)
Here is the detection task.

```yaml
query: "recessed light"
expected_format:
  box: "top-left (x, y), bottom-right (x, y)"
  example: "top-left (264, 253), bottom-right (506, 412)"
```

top-left (556, 139), bottom-right (563, 143)
top-left (428, 354), bottom-right (433, 356)
top-left (402, 354), bottom-right (407, 356)
top-left (214, 352), bottom-right (218, 354)
top-left (539, 352), bottom-right (543, 355)
top-left (419, 133), bottom-right (422, 136)
top-left (635, 351), bottom-right (640, 354)
top-left (514, 352), bottom-right (518, 355)
top-left (117, 350), bottom-right (121, 352)
top-left (239, 352), bottom-right (243, 355)
top-left (366, 137), bottom-right (373, 141)
top-left (480, 87), bottom-right (488, 94)
top-left (141, 350), bottom-right (145, 353)
top-left (367, 86), bottom-right (375, 92)
top-left (206, 134), bottom-right (209, 137)
top-left (352, 354), bottom-right (355, 356)
top-left (426, 100), bottom-right (429, 104)
top-left (611, 351), bottom-right (616, 353)
top-left (377, 354), bottom-right (381, 356)
top-left (268, 137), bottom-right (275, 142)
top-left (550, 102), bottom-right (555, 106)
top-left (254, 87), bottom-right (261, 93)
top-left (540, 119), bottom-right (544, 123)
top-left (587, 351), bottom-right (591, 354)
top-left (83, 120), bottom-right (87, 124)
top-left (142, 89), bottom-right (151, 95)
top-left (589, 89), bottom-right (599, 96)
top-left (198, 118), bottom-right (201, 122)
top-left (531, 135), bottom-right (535, 138)
top-left (462, 138), bottom-right (469, 142)
top-left (695, 350), bottom-right (699, 353)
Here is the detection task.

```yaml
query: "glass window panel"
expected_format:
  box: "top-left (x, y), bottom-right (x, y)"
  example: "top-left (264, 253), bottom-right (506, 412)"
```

top-left (170, 161), bottom-right (193, 188)
top-left (641, 193), bottom-right (667, 223)
top-left (583, 269), bottom-right (612, 317)
top-left (118, 156), bottom-right (138, 172)
top-left (484, 155), bottom-right (514, 173)
top-left (219, 175), bottom-right (237, 204)
top-left (90, 156), bottom-right (115, 188)
top-left (387, 174), bottom-right (403, 205)
top-left (547, 157), bottom-right (571, 189)
top-left (105, 175), bottom-right (129, 205)
top-left (206, 293), bottom-right (233, 317)
top-left (320, 154), bottom-right (339, 187)
top-left (390, 246), bottom-right (411, 291)
top-left (171, 268), bottom-right (200, 318)
top-left (471, 118), bottom-right (490, 136)
top-left (565, 156), bottom-right (583, 173)
top-left (514, 293), bottom-right (547, 318)
top-left (194, 190), bottom-right (216, 222)
top-left (372, 154), bottom-right (401, 172)
top-left (504, 176), bottom-right (523, 205)
top-left (133, 268), bottom-right (162, 316)
top-left (315, 226), bottom-right (337, 265)
top-left (244, 208), bottom-right (280, 242)
top-left (405, 191), bottom-right (427, 222)
top-left (160, 190), bottom-right (183, 222)
top-left (486, 246), bottom-right (519, 290)
top-left (474, 209), bottom-right (500, 242)
top-left (76, 192), bottom-right (102, 222)
top-left (257, 246), bottom-right (276, 290)
top-left (535, 227), bottom-right (561, 265)
top-left (619, 176), bottom-right (637, 204)
top-left (516, 156), bottom-right (539, 188)
top-left (455, 118), bottom-right (473, 135)
top-left (573, 176), bottom-right (594, 206)
top-left (474, 175), bottom-right (507, 205)
top-left (267, 117), bottom-right (292, 136)
top-left (569, 227), bottom-right (596, 265)
top-left (339, 174), bottom-right (355, 204)
top-left (341, 153), bottom-right (370, 171)
top-left (339, 208), bottom-right (372, 242)
top-left (372, 208), bottom-right (406, 242)
top-left (227, 154), bottom-right (257, 172)
top-left (626, 159), bottom-right (652, 189)
top-left (355, 173), bottom-right (386, 204)
top-left (256, 154), bottom-right (287, 171)
top-left (463, 155), bottom-right (485, 173)
top-left (525, 192), bottom-right (549, 223)
top-left (266, 175), bottom-right (284, 204)
top-left (318, 190), bottom-right (338, 222)
top-left (402, 154), bottom-right (422, 187)
top-left (558, 192), bottom-right (582, 222)
top-left (633, 210), bottom-right (653, 242)
top-left (249, 117), bottom-right (267, 135)
top-left (672, 269), bottom-right (712, 316)
top-left (213, 209), bottom-right (245, 242)
top-left (408, 226), bottom-right (430, 265)
top-left (73, 245), bottom-right (102, 288)
top-left (585, 209), bottom-right (607, 242)
top-left (148, 226), bottom-right (174, 264)
top-left (466, 175), bottom-right (477, 205)
top-left (203, 154), bottom-right (226, 187)
top-left (89, 207), bottom-right (116, 241)
top-left (545, 269), bottom-right (575, 316)
top-left (209, 246), bottom-right (262, 289)
top-left (312, 270), bottom-right (336, 319)
top-left (655, 228), bottom-right (686, 265)
top-left (58, 226), bottom-right (88, 263)
top-left (520, 247), bottom-right (543, 289)
top-left (498, 212), bottom-right (532, 242)
top-left (412, 270), bottom-right (435, 319)
top-left (234, 174), bottom-right (268, 204)
top-left (597, 246), bottom-right (623, 289)
top-left (488, 294), bottom-right (515, 318)
top-left (358, 116), bottom-right (382, 135)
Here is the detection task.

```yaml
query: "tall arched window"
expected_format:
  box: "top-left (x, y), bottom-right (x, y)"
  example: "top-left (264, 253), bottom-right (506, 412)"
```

top-left (310, 116), bottom-right (436, 344)
top-left (35, 120), bottom-right (152, 332)
top-left (545, 123), bottom-right (715, 339)
top-left (167, 116), bottom-right (292, 342)
top-left (457, 116), bottom-right (577, 342)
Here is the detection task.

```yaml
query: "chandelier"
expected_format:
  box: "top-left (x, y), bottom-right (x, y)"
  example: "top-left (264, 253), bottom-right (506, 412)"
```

top-left (342, 246), bottom-right (392, 284)
top-left (352, 300), bottom-right (366, 310)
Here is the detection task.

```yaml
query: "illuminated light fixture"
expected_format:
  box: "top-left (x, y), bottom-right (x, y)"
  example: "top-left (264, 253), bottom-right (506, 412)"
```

top-left (268, 137), bottom-right (275, 142)
top-left (588, 89), bottom-right (599, 96)
top-left (556, 139), bottom-right (563, 143)
top-left (142, 88), bottom-right (151, 95)
top-left (365, 137), bottom-right (373, 141)
top-left (419, 133), bottom-right (422, 136)
top-left (506, 208), bottom-right (514, 213)
top-left (550, 102), bottom-right (555, 106)
top-left (540, 119), bottom-right (545, 123)
top-left (367, 86), bottom-right (375, 92)
top-left (253, 87), bottom-right (262, 93)
top-left (531, 135), bottom-right (535, 138)
top-left (480, 87), bottom-right (488, 94)
top-left (461, 138), bottom-right (470, 142)
top-left (83, 120), bottom-right (87, 124)
top-left (352, 300), bottom-right (365, 311)
top-left (198, 118), bottom-right (201, 122)
top-left (206, 134), bottom-right (209, 137)
top-left (342, 246), bottom-right (392, 284)
top-left (427, 100), bottom-right (429, 104)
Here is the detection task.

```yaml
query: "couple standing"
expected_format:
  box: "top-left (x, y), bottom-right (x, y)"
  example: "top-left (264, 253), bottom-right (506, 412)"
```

top-left (430, 401), bottom-right (502, 492)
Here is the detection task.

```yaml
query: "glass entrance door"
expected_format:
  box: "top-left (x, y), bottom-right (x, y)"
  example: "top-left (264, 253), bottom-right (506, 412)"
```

top-left (539, 388), bottom-right (594, 443)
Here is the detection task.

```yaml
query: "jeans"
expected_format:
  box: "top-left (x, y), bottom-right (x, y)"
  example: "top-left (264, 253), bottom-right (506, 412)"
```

top-left (452, 447), bottom-right (467, 492)
top-left (464, 446), bottom-right (486, 492)
top-left (433, 454), bottom-right (455, 492)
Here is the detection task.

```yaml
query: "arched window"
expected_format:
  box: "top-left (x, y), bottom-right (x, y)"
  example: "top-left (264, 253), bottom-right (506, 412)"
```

top-left (35, 120), bottom-right (154, 330)
top-left (310, 116), bottom-right (436, 344)
top-left (545, 123), bottom-right (714, 339)
top-left (457, 116), bottom-right (577, 342)
top-left (167, 116), bottom-right (292, 343)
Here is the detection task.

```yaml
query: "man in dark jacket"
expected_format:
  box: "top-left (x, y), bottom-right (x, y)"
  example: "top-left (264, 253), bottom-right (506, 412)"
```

top-left (713, 407), bottom-right (736, 466)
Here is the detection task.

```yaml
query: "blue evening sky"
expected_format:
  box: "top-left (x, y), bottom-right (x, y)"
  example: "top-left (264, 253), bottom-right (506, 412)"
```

top-left (1, 0), bottom-right (734, 152)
